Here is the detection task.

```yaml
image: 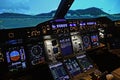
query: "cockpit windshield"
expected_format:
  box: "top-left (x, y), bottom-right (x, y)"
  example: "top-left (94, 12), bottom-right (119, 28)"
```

top-left (70, 0), bottom-right (120, 14)
top-left (0, 0), bottom-right (120, 29)
top-left (0, 0), bottom-right (61, 29)
top-left (66, 0), bottom-right (120, 20)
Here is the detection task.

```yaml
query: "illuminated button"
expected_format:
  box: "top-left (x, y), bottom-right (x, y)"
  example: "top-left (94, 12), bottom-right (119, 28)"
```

top-left (8, 32), bottom-right (14, 38)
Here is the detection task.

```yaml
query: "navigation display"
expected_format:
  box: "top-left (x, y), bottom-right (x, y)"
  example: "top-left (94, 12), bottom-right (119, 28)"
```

top-left (91, 34), bottom-right (99, 47)
top-left (76, 54), bottom-right (93, 72)
top-left (64, 57), bottom-right (81, 76)
top-left (82, 35), bottom-right (91, 49)
top-left (25, 27), bottom-right (46, 66)
top-left (49, 62), bottom-right (70, 80)
top-left (26, 41), bottom-right (45, 66)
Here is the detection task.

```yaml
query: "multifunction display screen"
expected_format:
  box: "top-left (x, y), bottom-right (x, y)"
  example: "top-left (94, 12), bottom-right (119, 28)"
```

top-left (76, 54), bottom-right (93, 72)
top-left (49, 62), bottom-right (70, 80)
top-left (64, 57), bottom-right (81, 76)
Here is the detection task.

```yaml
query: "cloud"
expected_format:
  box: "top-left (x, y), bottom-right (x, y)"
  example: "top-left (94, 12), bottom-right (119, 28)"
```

top-left (0, 0), bottom-right (29, 13)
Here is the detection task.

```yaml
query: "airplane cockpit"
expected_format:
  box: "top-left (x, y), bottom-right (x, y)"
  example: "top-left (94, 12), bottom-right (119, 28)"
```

top-left (0, 0), bottom-right (120, 80)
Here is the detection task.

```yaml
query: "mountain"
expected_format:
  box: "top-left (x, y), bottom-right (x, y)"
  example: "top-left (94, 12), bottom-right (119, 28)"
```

top-left (36, 7), bottom-right (109, 18)
top-left (76, 7), bottom-right (108, 16)
top-left (65, 7), bottom-right (109, 18)
top-left (0, 7), bottom-right (120, 20)
top-left (0, 13), bottom-right (32, 18)
top-left (35, 10), bottom-right (56, 17)
top-left (109, 13), bottom-right (120, 21)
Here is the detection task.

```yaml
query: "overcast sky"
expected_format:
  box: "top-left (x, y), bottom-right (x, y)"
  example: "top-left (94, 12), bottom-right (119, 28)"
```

top-left (0, 0), bottom-right (120, 15)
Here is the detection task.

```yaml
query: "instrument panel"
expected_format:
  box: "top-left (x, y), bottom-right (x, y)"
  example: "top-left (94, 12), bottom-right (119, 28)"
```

top-left (0, 17), bottom-right (110, 79)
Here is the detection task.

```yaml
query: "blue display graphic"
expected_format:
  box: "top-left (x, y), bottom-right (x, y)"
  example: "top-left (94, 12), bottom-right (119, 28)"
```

top-left (87, 22), bottom-right (96, 25)
top-left (10, 51), bottom-right (20, 61)
top-left (76, 54), bottom-right (93, 72)
top-left (64, 58), bottom-right (81, 76)
top-left (49, 62), bottom-right (70, 80)
top-left (59, 38), bottom-right (73, 56)
top-left (6, 46), bottom-right (26, 72)
top-left (91, 34), bottom-right (99, 47)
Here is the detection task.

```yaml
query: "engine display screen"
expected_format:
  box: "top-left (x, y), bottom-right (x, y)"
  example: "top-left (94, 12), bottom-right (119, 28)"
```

top-left (49, 62), bottom-right (70, 80)
top-left (59, 38), bottom-right (73, 56)
top-left (76, 54), bottom-right (93, 72)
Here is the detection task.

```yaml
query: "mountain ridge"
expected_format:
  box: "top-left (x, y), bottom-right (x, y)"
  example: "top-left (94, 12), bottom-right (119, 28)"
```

top-left (0, 12), bottom-right (32, 18)
top-left (0, 7), bottom-right (120, 20)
